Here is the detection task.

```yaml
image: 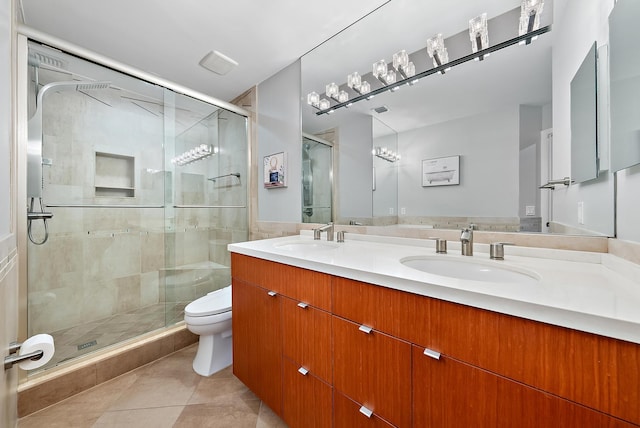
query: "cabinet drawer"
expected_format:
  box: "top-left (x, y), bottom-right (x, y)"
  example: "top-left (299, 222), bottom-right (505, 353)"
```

top-left (332, 276), bottom-right (429, 341)
top-left (413, 345), bottom-right (638, 428)
top-left (420, 299), bottom-right (640, 426)
top-left (231, 253), bottom-right (274, 286)
top-left (283, 358), bottom-right (332, 428)
top-left (496, 314), bottom-right (640, 426)
top-left (232, 253), bottom-right (332, 311)
top-left (282, 296), bottom-right (332, 383)
top-left (333, 316), bottom-right (411, 428)
top-left (334, 391), bottom-right (395, 428)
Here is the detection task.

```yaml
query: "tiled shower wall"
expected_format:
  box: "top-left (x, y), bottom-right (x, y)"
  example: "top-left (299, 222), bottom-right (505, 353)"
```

top-left (27, 88), bottom-right (247, 336)
top-left (27, 89), bottom-right (166, 335)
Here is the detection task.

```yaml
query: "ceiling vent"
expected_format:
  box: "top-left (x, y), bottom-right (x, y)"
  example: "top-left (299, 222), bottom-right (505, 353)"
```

top-left (373, 105), bottom-right (389, 114)
top-left (199, 50), bottom-right (238, 76)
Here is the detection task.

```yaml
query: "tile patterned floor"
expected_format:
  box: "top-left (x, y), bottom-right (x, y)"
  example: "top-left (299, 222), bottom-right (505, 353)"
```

top-left (18, 344), bottom-right (288, 428)
top-left (34, 302), bottom-right (186, 372)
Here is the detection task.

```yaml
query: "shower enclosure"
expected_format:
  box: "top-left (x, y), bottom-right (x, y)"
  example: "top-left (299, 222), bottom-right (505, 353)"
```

top-left (301, 135), bottom-right (333, 223)
top-left (24, 41), bottom-right (248, 372)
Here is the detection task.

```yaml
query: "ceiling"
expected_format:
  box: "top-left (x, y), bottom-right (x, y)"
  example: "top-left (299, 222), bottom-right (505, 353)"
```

top-left (19, 0), bottom-right (391, 102)
top-left (18, 0), bottom-right (549, 109)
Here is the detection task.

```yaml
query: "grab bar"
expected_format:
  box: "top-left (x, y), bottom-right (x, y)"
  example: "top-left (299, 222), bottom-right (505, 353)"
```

top-left (208, 172), bottom-right (241, 182)
top-left (173, 205), bottom-right (246, 209)
top-left (45, 204), bottom-right (164, 208)
top-left (539, 177), bottom-right (574, 190)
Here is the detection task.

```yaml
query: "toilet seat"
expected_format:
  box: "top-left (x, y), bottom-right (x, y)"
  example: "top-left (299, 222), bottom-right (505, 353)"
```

top-left (185, 285), bottom-right (231, 317)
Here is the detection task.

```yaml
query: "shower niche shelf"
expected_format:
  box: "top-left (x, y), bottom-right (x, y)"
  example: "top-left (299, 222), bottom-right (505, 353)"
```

top-left (95, 151), bottom-right (135, 197)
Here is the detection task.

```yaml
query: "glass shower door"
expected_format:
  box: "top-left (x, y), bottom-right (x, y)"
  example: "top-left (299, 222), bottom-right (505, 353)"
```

top-left (302, 136), bottom-right (333, 223)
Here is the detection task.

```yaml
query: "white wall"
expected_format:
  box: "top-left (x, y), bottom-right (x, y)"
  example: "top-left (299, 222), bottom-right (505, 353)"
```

top-left (1, 0), bottom-right (18, 426)
top-left (519, 106), bottom-right (543, 218)
top-left (398, 106), bottom-right (520, 218)
top-left (617, 165), bottom-right (640, 241)
top-left (339, 115), bottom-right (373, 219)
top-left (257, 60), bottom-right (302, 223)
top-left (0, 0), bottom-right (10, 237)
top-left (373, 132), bottom-right (398, 217)
top-left (551, 0), bottom-right (615, 236)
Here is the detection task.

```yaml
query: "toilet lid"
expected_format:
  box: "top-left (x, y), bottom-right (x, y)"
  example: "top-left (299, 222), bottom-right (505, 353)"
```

top-left (185, 285), bottom-right (232, 317)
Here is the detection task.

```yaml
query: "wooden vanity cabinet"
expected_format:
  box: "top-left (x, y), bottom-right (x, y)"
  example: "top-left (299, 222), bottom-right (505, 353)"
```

top-left (423, 298), bottom-right (640, 426)
top-left (413, 345), bottom-right (638, 428)
top-left (232, 254), bottom-right (640, 427)
top-left (232, 253), bottom-right (332, 426)
top-left (333, 276), bottom-right (640, 427)
top-left (231, 278), bottom-right (282, 416)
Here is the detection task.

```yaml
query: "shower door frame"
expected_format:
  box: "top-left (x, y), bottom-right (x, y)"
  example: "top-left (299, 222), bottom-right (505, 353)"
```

top-left (14, 26), bottom-right (250, 382)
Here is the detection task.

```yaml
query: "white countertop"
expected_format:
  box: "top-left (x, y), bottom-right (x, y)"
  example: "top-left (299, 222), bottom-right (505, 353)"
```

top-left (228, 232), bottom-right (640, 345)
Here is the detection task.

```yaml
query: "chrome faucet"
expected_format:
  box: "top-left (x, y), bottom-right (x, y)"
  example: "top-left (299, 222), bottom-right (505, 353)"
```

top-left (314, 222), bottom-right (334, 241)
top-left (460, 225), bottom-right (474, 256)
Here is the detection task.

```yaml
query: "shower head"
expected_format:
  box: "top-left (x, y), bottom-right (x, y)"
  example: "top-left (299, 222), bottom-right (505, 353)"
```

top-left (39, 80), bottom-right (112, 95)
top-left (27, 80), bottom-right (112, 198)
top-left (28, 51), bottom-right (66, 69)
top-left (35, 80), bottom-right (112, 108)
top-left (76, 82), bottom-right (111, 91)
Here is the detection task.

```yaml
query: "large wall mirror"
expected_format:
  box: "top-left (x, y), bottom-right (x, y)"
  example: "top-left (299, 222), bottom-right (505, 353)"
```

top-left (300, 0), bottom-right (614, 236)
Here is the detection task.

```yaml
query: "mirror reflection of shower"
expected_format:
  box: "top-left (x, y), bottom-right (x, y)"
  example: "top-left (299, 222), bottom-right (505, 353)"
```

top-left (301, 134), bottom-right (333, 223)
top-left (27, 50), bottom-right (112, 244)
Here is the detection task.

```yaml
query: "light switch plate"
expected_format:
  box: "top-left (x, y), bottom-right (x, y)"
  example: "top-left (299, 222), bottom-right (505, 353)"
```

top-left (525, 205), bottom-right (536, 216)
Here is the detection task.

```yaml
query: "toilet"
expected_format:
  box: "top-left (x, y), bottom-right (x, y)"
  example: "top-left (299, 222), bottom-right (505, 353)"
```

top-left (184, 285), bottom-right (232, 376)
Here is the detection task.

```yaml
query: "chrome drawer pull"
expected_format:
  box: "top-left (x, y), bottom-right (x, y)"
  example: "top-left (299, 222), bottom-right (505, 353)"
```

top-left (267, 291), bottom-right (277, 297)
top-left (359, 405), bottom-right (373, 418)
top-left (423, 348), bottom-right (441, 360)
top-left (297, 302), bottom-right (309, 309)
top-left (298, 367), bottom-right (309, 376)
top-left (358, 325), bottom-right (373, 334)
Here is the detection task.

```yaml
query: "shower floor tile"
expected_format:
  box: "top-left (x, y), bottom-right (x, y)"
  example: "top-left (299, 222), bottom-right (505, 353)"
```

top-left (32, 302), bottom-right (187, 372)
top-left (18, 345), bottom-right (288, 428)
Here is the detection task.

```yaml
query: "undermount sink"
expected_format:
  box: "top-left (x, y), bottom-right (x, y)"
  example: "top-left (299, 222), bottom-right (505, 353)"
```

top-left (401, 256), bottom-right (539, 285)
top-left (275, 240), bottom-right (340, 251)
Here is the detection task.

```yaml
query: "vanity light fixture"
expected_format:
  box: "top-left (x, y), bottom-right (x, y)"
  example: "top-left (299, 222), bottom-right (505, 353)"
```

top-left (373, 146), bottom-right (401, 162)
top-left (308, 14), bottom-right (550, 116)
top-left (392, 50), bottom-right (418, 83)
top-left (469, 13), bottom-right (489, 61)
top-left (427, 34), bottom-right (451, 74)
top-left (347, 72), bottom-right (372, 96)
top-left (326, 82), bottom-right (349, 103)
top-left (519, 0), bottom-right (544, 44)
top-left (372, 60), bottom-right (398, 86)
top-left (307, 91), bottom-right (331, 110)
top-left (171, 144), bottom-right (217, 166)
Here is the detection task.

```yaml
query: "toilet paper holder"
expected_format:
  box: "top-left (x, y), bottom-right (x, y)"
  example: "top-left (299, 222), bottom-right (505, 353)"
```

top-left (4, 341), bottom-right (44, 370)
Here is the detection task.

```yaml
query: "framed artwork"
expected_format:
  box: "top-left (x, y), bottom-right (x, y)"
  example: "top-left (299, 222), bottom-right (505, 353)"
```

top-left (422, 155), bottom-right (460, 187)
top-left (264, 152), bottom-right (287, 188)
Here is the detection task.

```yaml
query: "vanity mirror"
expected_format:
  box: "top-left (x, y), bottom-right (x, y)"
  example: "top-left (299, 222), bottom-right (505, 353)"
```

top-left (300, 0), bottom-right (614, 236)
top-left (570, 42), bottom-right (598, 183)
